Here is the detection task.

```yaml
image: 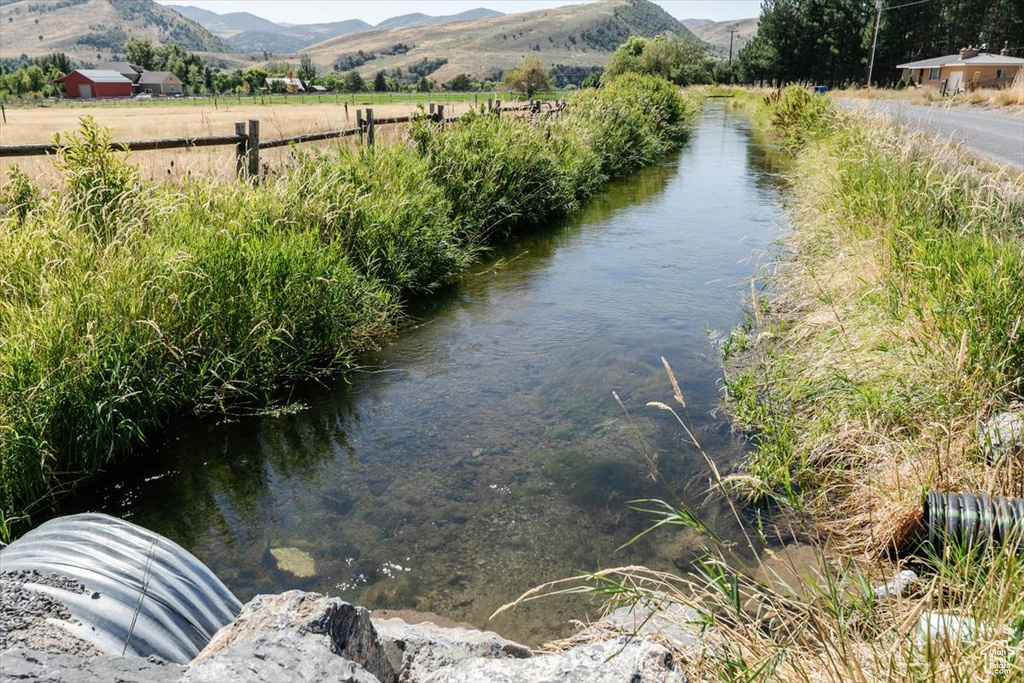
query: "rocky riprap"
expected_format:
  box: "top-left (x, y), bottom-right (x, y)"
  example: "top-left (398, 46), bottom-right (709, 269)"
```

top-left (0, 589), bottom-right (703, 682)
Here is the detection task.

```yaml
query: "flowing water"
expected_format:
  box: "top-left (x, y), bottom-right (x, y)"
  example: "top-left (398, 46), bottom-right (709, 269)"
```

top-left (52, 104), bottom-right (788, 645)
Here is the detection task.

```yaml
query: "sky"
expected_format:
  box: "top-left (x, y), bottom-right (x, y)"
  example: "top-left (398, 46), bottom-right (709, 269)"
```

top-left (154, 1), bottom-right (763, 26)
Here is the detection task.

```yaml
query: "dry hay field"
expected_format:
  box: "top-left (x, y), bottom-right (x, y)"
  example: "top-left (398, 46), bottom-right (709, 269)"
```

top-left (0, 100), bottom-right (476, 187)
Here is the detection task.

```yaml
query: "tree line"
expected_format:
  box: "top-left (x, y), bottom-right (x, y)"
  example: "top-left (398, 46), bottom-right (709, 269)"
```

top-left (737, 0), bottom-right (1024, 87)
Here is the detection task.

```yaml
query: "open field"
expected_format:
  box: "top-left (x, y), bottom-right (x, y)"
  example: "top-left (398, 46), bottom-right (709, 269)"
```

top-left (0, 98), bottom-right (493, 186)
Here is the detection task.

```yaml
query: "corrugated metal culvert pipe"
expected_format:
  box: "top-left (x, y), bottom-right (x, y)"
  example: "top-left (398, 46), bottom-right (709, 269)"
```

top-left (924, 491), bottom-right (1024, 555)
top-left (0, 513), bottom-right (241, 663)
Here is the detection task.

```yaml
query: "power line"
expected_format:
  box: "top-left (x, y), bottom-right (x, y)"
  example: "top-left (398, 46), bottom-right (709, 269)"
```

top-left (885, 0), bottom-right (932, 11)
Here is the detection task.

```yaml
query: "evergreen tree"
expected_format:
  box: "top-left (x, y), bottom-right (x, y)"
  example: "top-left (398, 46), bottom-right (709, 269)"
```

top-left (298, 54), bottom-right (317, 83)
top-left (344, 71), bottom-right (365, 93)
top-left (373, 70), bottom-right (387, 92)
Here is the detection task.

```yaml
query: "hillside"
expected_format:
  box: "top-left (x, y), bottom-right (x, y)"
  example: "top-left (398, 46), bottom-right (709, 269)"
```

top-left (688, 17), bottom-right (758, 59)
top-left (226, 20), bottom-right (373, 54)
top-left (170, 5), bottom-right (503, 55)
top-left (0, 0), bottom-right (230, 63)
top-left (302, 0), bottom-right (696, 84)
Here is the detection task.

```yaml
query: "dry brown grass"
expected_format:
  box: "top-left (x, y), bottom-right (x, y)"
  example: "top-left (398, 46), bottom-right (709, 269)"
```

top-left (0, 100), bottom-right (474, 187)
top-left (832, 73), bottom-right (1024, 114)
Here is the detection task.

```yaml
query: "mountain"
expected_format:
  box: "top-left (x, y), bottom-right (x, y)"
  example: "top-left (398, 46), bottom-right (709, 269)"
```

top-left (681, 18), bottom-right (715, 30)
top-left (166, 5), bottom-right (280, 36)
top-left (301, 0), bottom-right (697, 83)
top-left (168, 5), bottom-right (504, 55)
top-left (227, 20), bottom-right (373, 54)
top-left (376, 8), bottom-right (503, 31)
top-left (687, 18), bottom-right (759, 59)
top-left (0, 0), bottom-right (231, 63)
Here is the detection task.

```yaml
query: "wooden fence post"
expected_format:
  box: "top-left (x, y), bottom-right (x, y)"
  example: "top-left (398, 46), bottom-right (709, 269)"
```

top-left (366, 108), bottom-right (375, 148)
top-left (437, 104), bottom-right (444, 126)
top-left (495, 100), bottom-right (501, 118)
top-left (356, 109), bottom-right (363, 146)
top-left (487, 98), bottom-right (493, 113)
top-left (428, 103), bottom-right (435, 118)
top-left (235, 121), bottom-right (246, 178)
top-left (247, 119), bottom-right (260, 178)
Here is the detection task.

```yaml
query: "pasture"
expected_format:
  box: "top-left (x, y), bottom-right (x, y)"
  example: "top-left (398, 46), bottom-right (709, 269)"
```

top-left (0, 98), bottom-right (482, 185)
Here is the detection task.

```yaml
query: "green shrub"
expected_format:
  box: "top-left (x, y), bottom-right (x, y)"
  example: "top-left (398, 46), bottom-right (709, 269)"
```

top-left (410, 109), bottom-right (576, 242)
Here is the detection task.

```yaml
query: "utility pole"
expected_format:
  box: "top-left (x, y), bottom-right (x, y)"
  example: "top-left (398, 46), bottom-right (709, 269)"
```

top-left (728, 28), bottom-right (739, 65)
top-left (866, 0), bottom-right (883, 87)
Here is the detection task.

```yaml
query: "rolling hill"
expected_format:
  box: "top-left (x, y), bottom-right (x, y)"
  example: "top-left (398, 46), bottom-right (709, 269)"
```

top-left (170, 5), bottom-right (504, 55)
top-left (685, 17), bottom-right (759, 59)
top-left (0, 0), bottom-right (230, 63)
top-left (300, 0), bottom-right (697, 84)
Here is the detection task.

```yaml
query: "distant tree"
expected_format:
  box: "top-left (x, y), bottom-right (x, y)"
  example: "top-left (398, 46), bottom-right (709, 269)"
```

top-left (298, 54), bottom-right (317, 82)
top-left (344, 70), bottom-right (365, 92)
top-left (736, 34), bottom-right (778, 86)
top-left (124, 38), bottom-right (156, 69)
top-left (416, 76), bottom-right (432, 92)
top-left (373, 70), bottom-right (387, 92)
top-left (242, 67), bottom-right (268, 93)
top-left (36, 52), bottom-right (72, 76)
top-left (605, 35), bottom-right (714, 86)
top-left (753, 0), bottom-right (869, 86)
top-left (502, 57), bottom-right (552, 98)
top-left (581, 71), bottom-right (602, 88)
top-left (446, 73), bottom-right (472, 91)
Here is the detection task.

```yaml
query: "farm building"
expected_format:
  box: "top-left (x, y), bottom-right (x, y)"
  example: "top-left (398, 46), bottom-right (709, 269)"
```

top-left (53, 70), bottom-right (133, 99)
top-left (264, 77), bottom-right (305, 93)
top-left (96, 62), bottom-right (144, 84)
top-left (137, 71), bottom-right (184, 96)
top-left (897, 46), bottom-right (1023, 92)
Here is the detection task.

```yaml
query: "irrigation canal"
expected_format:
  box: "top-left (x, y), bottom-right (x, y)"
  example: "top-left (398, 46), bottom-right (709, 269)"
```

top-left (49, 104), bottom-right (789, 645)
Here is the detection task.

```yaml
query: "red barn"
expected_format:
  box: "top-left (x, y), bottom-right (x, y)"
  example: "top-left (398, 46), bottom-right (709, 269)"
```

top-left (53, 70), bottom-right (133, 99)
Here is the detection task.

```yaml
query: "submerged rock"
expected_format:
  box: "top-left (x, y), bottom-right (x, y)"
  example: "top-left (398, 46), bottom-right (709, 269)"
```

top-left (270, 547), bottom-right (316, 578)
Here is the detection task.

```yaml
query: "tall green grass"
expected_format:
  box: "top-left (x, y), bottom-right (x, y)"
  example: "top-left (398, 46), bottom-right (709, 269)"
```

top-left (0, 76), bottom-right (699, 539)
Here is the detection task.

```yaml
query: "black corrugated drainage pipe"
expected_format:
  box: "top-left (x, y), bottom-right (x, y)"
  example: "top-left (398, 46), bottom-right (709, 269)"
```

top-left (924, 491), bottom-right (1024, 555)
top-left (0, 513), bottom-right (241, 663)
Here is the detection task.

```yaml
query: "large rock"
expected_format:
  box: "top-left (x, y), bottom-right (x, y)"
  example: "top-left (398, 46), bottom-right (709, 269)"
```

top-left (582, 600), bottom-right (712, 663)
top-left (424, 637), bottom-right (687, 683)
top-left (373, 617), bottom-right (531, 682)
top-left (980, 411), bottom-right (1024, 463)
top-left (0, 649), bottom-right (185, 683)
top-left (195, 591), bottom-right (396, 683)
top-left (182, 631), bottom-right (379, 683)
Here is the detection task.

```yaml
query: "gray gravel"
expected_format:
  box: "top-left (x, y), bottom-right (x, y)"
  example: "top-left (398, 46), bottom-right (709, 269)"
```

top-left (1, 570), bottom-right (102, 657)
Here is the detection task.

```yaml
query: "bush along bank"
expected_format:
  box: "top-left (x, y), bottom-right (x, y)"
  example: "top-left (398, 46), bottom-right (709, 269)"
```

top-left (714, 86), bottom-right (1024, 679)
top-left (0, 75), bottom-right (699, 540)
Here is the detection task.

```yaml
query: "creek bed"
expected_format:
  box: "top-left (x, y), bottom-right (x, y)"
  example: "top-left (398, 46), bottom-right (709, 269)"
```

top-left (48, 105), bottom-right (788, 645)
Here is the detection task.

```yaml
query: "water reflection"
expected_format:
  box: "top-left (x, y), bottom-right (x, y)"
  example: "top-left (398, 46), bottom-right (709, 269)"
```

top-left (54, 105), bottom-right (788, 645)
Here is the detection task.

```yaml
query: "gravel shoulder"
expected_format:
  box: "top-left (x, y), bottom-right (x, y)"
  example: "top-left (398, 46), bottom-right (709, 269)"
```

top-left (836, 98), bottom-right (1024, 169)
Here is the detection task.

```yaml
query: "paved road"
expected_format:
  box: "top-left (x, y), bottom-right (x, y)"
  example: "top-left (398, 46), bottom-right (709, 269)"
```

top-left (838, 99), bottom-right (1024, 169)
